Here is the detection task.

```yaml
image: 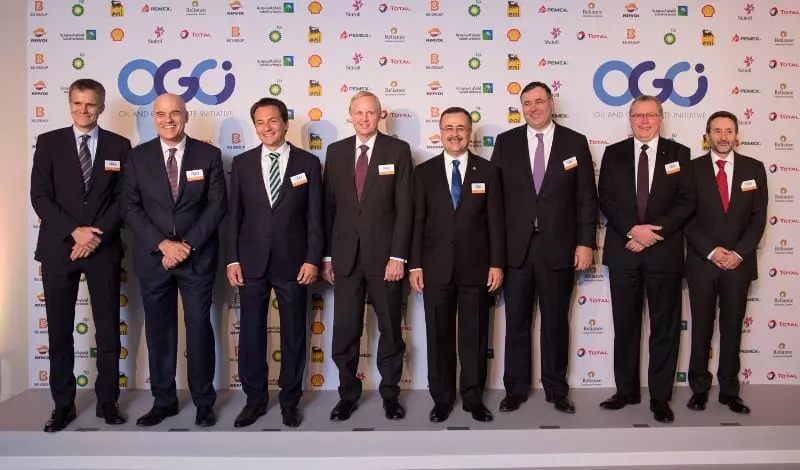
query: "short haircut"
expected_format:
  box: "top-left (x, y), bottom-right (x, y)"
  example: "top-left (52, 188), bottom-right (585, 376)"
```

top-left (349, 90), bottom-right (382, 112)
top-left (68, 78), bottom-right (106, 106)
top-left (249, 97), bottom-right (289, 123)
top-left (629, 95), bottom-right (663, 115)
top-left (520, 81), bottom-right (552, 99)
top-left (439, 107), bottom-right (471, 127)
top-left (706, 110), bottom-right (739, 134)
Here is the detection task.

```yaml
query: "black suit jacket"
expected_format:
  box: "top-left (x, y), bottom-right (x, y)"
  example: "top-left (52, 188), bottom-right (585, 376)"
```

top-left (323, 132), bottom-right (414, 277)
top-left (122, 136), bottom-right (227, 277)
top-left (226, 142), bottom-right (324, 280)
top-left (684, 153), bottom-right (767, 281)
top-left (409, 153), bottom-right (505, 285)
top-left (599, 137), bottom-right (695, 272)
top-left (490, 123), bottom-right (597, 269)
top-left (31, 126), bottom-right (131, 267)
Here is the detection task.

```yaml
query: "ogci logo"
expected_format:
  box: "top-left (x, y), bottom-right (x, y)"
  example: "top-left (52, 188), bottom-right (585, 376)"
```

top-left (118, 59), bottom-right (235, 105)
top-left (593, 60), bottom-right (708, 107)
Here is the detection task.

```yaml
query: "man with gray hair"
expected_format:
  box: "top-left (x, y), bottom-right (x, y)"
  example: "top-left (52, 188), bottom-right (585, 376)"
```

top-left (321, 91), bottom-right (413, 421)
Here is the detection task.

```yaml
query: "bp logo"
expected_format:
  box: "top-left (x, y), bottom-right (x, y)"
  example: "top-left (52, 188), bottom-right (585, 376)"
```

top-left (75, 322), bottom-right (89, 335)
top-left (269, 30), bottom-right (282, 42)
top-left (468, 57), bottom-right (481, 70)
top-left (664, 32), bottom-right (676, 45)
top-left (72, 4), bottom-right (85, 16)
top-left (269, 83), bottom-right (282, 96)
top-left (76, 374), bottom-right (89, 387)
top-left (470, 111), bottom-right (481, 123)
top-left (72, 57), bottom-right (85, 70)
top-left (468, 4), bottom-right (481, 16)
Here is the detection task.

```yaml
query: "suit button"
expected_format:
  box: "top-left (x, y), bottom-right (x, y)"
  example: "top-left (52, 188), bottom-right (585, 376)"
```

top-left (83, 201), bottom-right (88, 205)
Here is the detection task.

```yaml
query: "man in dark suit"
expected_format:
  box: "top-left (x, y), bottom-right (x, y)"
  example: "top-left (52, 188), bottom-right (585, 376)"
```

top-left (409, 107), bottom-right (505, 423)
top-left (491, 81), bottom-right (597, 414)
top-left (122, 93), bottom-right (227, 427)
top-left (31, 78), bottom-right (130, 432)
top-left (685, 111), bottom-right (767, 415)
top-left (321, 91), bottom-right (413, 421)
top-left (598, 95), bottom-right (695, 423)
top-left (226, 98), bottom-right (323, 428)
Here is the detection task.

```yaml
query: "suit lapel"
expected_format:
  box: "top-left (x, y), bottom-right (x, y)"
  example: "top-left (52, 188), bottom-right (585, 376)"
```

top-left (272, 144), bottom-right (299, 210)
top-left (63, 129), bottom-right (86, 195)
top-left (539, 124), bottom-right (563, 195)
top-left (727, 153), bottom-right (745, 214)
top-left (648, 138), bottom-right (670, 211)
top-left (149, 139), bottom-right (175, 207)
top-left (359, 133), bottom-right (382, 204)
top-left (433, 155), bottom-right (454, 211)
top-left (174, 138), bottom-right (192, 205)
top-left (85, 129), bottom-right (109, 197)
top-left (518, 126), bottom-right (535, 190)
top-left (457, 154), bottom-right (478, 209)
top-left (249, 145), bottom-right (271, 208)
top-left (619, 138), bottom-right (637, 204)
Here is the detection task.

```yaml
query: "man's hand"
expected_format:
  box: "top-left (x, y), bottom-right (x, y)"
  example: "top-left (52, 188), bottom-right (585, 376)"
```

top-left (720, 251), bottom-right (742, 270)
top-left (69, 244), bottom-right (92, 261)
top-left (321, 260), bottom-right (335, 284)
top-left (487, 267), bottom-right (504, 293)
top-left (71, 226), bottom-right (103, 250)
top-left (297, 263), bottom-right (318, 285)
top-left (227, 264), bottom-right (245, 287)
top-left (384, 259), bottom-right (405, 282)
top-left (625, 239), bottom-right (646, 253)
top-left (710, 247), bottom-right (731, 270)
top-left (409, 270), bottom-right (424, 294)
top-left (574, 245), bottom-right (593, 271)
top-left (158, 239), bottom-right (191, 269)
top-left (629, 224), bottom-right (664, 247)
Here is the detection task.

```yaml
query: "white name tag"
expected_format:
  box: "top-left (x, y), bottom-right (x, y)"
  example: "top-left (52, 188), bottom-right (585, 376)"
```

top-left (186, 169), bottom-right (204, 181)
top-left (378, 164), bottom-right (395, 175)
top-left (562, 156), bottom-right (578, 171)
top-left (471, 183), bottom-right (486, 194)
top-left (741, 179), bottom-right (757, 191)
top-left (665, 161), bottom-right (681, 175)
top-left (104, 160), bottom-right (121, 172)
top-left (290, 172), bottom-right (308, 187)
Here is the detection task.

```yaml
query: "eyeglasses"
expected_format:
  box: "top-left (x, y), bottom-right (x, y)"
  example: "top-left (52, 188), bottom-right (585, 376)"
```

top-left (630, 112), bottom-right (662, 121)
top-left (440, 125), bottom-right (471, 133)
top-left (523, 98), bottom-right (552, 108)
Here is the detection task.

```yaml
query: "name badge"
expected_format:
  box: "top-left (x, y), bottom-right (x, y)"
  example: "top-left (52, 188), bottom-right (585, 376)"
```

top-left (186, 169), bottom-right (204, 182)
top-left (104, 160), bottom-right (121, 172)
top-left (471, 183), bottom-right (486, 194)
top-left (378, 164), bottom-right (395, 176)
top-left (290, 172), bottom-right (308, 187)
top-left (562, 157), bottom-right (578, 171)
top-left (665, 161), bottom-right (681, 175)
top-left (741, 179), bottom-right (757, 191)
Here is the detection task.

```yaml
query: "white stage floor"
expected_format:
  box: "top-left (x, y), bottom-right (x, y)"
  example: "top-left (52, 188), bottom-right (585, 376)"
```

top-left (0, 386), bottom-right (798, 469)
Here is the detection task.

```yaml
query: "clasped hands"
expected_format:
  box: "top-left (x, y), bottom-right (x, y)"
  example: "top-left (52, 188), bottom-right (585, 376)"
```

top-left (159, 239), bottom-right (192, 269)
top-left (70, 226), bottom-right (103, 261)
top-left (710, 247), bottom-right (742, 271)
top-left (625, 224), bottom-right (663, 253)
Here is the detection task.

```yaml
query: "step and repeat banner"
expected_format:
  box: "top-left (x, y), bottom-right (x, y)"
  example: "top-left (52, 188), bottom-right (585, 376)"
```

top-left (27, 0), bottom-right (799, 393)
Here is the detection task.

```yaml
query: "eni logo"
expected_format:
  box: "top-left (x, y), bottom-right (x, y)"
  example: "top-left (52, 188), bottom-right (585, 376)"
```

top-left (593, 60), bottom-right (708, 107)
top-left (118, 59), bottom-right (235, 105)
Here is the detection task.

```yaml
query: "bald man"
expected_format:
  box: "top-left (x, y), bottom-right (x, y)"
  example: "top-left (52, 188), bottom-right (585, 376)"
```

top-left (122, 93), bottom-right (227, 427)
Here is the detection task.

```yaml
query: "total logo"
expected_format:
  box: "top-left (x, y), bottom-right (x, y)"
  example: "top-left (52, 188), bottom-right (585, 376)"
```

top-left (593, 60), bottom-right (708, 107)
top-left (576, 31), bottom-right (608, 40)
top-left (770, 216), bottom-right (800, 225)
top-left (378, 56), bottom-right (411, 66)
top-left (118, 58), bottom-right (235, 105)
top-left (770, 7), bottom-right (800, 16)
top-left (378, 3), bottom-right (411, 13)
top-left (770, 112), bottom-right (800, 121)
top-left (769, 59), bottom-right (800, 69)
top-left (576, 347), bottom-right (608, 357)
top-left (179, 29), bottom-right (212, 39)
top-left (576, 295), bottom-right (610, 305)
top-left (768, 267), bottom-right (800, 277)
top-left (767, 371), bottom-right (799, 382)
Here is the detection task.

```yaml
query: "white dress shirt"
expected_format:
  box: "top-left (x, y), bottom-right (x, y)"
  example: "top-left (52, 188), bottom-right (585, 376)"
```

top-left (443, 151), bottom-right (468, 189)
top-left (160, 136), bottom-right (187, 171)
top-left (261, 141), bottom-right (290, 208)
top-left (73, 125), bottom-right (99, 164)
top-left (633, 136), bottom-right (659, 192)
top-left (526, 121), bottom-right (555, 177)
top-left (354, 134), bottom-right (377, 167)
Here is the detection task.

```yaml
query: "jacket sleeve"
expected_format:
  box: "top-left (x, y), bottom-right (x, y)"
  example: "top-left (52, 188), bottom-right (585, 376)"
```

top-left (121, 149), bottom-right (167, 253)
top-left (390, 142), bottom-right (414, 260)
top-left (225, 156), bottom-right (243, 265)
top-left (304, 154), bottom-right (324, 266)
top-left (30, 133), bottom-right (81, 241)
top-left (598, 146), bottom-right (639, 238)
top-left (650, 145), bottom-right (696, 237)
top-left (487, 162), bottom-right (506, 268)
top-left (183, 148), bottom-right (228, 250)
top-left (409, 166), bottom-right (426, 270)
top-left (575, 135), bottom-right (598, 249)
top-left (322, 147), bottom-right (336, 260)
top-left (92, 137), bottom-right (132, 242)
top-left (734, 160), bottom-right (768, 257)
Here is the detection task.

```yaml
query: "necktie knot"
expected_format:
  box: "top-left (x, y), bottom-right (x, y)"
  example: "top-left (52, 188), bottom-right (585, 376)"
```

top-left (269, 152), bottom-right (280, 161)
top-left (536, 132), bottom-right (544, 142)
top-left (716, 159), bottom-right (727, 171)
top-left (641, 144), bottom-right (649, 152)
top-left (359, 144), bottom-right (369, 154)
top-left (80, 134), bottom-right (90, 144)
top-left (168, 148), bottom-right (177, 159)
top-left (452, 160), bottom-right (460, 169)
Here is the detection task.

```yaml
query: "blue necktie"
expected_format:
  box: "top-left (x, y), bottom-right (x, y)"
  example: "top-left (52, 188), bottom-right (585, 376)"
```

top-left (451, 160), bottom-right (462, 209)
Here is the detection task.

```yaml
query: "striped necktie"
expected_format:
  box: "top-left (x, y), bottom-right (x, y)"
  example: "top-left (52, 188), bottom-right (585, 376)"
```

top-left (78, 134), bottom-right (92, 192)
top-left (269, 152), bottom-right (281, 206)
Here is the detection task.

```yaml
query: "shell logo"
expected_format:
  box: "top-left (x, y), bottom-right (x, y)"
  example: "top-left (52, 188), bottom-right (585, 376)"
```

top-left (308, 54), bottom-right (323, 67)
top-left (507, 82), bottom-right (521, 94)
top-left (310, 373), bottom-right (324, 387)
top-left (110, 28), bottom-right (125, 41)
top-left (308, 108), bottom-right (323, 121)
top-left (229, 1), bottom-right (242, 10)
top-left (232, 373), bottom-right (240, 382)
top-left (308, 1), bottom-right (323, 14)
top-left (507, 28), bottom-right (521, 41)
top-left (429, 134), bottom-right (442, 144)
top-left (33, 80), bottom-right (46, 90)
top-left (33, 27), bottom-right (46, 38)
top-left (119, 347), bottom-right (128, 359)
top-left (311, 321), bottom-right (325, 334)
top-left (119, 294), bottom-right (128, 307)
top-left (701, 4), bottom-right (715, 17)
top-left (37, 292), bottom-right (46, 302)
top-left (37, 345), bottom-right (49, 355)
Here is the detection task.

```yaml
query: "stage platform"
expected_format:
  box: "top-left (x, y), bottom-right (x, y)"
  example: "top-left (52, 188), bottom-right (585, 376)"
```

top-left (1, 386), bottom-right (798, 469)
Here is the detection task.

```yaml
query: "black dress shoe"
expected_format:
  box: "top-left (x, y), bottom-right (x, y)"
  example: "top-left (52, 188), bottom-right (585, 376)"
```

top-left (498, 393), bottom-right (527, 412)
top-left (195, 406), bottom-right (216, 427)
top-left (463, 402), bottom-right (493, 422)
top-left (599, 393), bottom-right (641, 410)
top-left (383, 398), bottom-right (406, 420)
top-left (281, 406), bottom-right (303, 428)
top-left (687, 393), bottom-right (708, 411)
top-left (234, 403), bottom-right (267, 428)
top-left (719, 395), bottom-right (751, 414)
top-left (548, 395), bottom-right (576, 414)
top-left (329, 399), bottom-right (358, 421)
top-left (136, 404), bottom-right (179, 427)
top-left (429, 403), bottom-right (454, 423)
top-left (43, 405), bottom-right (76, 433)
top-left (96, 401), bottom-right (126, 425)
top-left (650, 400), bottom-right (674, 423)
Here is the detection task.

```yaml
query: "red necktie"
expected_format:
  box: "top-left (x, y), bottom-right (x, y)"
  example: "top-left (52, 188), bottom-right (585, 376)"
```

top-left (354, 144), bottom-right (368, 201)
top-left (716, 159), bottom-right (729, 213)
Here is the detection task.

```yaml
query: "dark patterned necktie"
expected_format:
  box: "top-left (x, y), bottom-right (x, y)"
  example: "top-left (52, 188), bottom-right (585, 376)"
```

top-left (451, 160), bottom-right (462, 208)
top-left (167, 148), bottom-right (178, 201)
top-left (636, 144), bottom-right (649, 222)
top-left (78, 134), bottom-right (92, 192)
top-left (268, 152), bottom-right (281, 206)
top-left (355, 144), bottom-right (369, 201)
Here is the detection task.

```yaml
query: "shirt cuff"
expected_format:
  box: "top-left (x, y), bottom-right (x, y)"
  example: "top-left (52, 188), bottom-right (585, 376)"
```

top-left (409, 268), bottom-right (422, 272)
top-left (707, 248), bottom-right (717, 260)
top-left (390, 257), bottom-right (406, 263)
top-left (227, 262), bottom-right (240, 268)
top-left (322, 256), bottom-right (332, 262)
top-left (732, 251), bottom-right (743, 261)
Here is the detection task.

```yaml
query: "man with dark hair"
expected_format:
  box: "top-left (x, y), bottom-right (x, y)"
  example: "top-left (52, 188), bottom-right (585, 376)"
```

top-left (226, 97), bottom-right (323, 428)
top-left (31, 78), bottom-right (130, 432)
top-left (491, 81), bottom-right (598, 414)
top-left (598, 95), bottom-right (695, 423)
top-left (409, 107), bottom-right (505, 423)
top-left (684, 111), bottom-right (767, 415)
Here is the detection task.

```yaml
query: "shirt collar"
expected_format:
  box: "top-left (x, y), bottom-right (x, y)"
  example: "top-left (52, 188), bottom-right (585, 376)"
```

top-left (73, 125), bottom-right (99, 142)
top-left (711, 150), bottom-right (734, 164)
top-left (261, 141), bottom-right (289, 158)
top-left (634, 136), bottom-right (659, 152)
top-left (444, 151), bottom-right (468, 168)
top-left (526, 121), bottom-right (555, 139)
top-left (160, 136), bottom-right (187, 155)
top-left (355, 133), bottom-right (377, 152)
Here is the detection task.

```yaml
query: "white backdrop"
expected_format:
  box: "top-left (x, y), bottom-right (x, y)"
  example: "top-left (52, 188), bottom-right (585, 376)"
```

top-left (27, 0), bottom-right (799, 394)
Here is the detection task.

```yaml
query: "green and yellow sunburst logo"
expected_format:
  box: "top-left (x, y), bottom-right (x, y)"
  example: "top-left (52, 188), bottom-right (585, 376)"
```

top-left (664, 32), bottom-right (676, 45)
top-left (76, 375), bottom-right (89, 387)
top-left (269, 30), bottom-right (282, 42)
top-left (72, 4), bottom-right (85, 16)
top-left (72, 57), bottom-right (85, 70)
top-left (468, 57), bottom-right (481, 70)
top-left (468, 4), bottom-right (481, 17)
top-left (269, 83), bottom-right (282, 96)
top-left (75, 322), bottom-right (89, 335)
top-left (470, 111), bottom-right (481, 123)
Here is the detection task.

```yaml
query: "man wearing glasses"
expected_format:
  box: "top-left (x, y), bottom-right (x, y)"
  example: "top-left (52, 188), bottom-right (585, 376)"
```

top-left (409, 107), bottom-right (505, 423)
top-left (491, 81), bottom-right (598, 415)
top-left (597, 95), bottom-right (695, 423)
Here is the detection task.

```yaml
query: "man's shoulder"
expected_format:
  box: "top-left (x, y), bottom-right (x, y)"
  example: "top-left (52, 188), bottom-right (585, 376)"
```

top-left (187, 136), bottom-right (220, 157)
top-left (496, 124), bottom-right (526, 140)
top-left (288, 142), bottom-right (320, 163)
top-left (36, 126), bottom-right (71, 144)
